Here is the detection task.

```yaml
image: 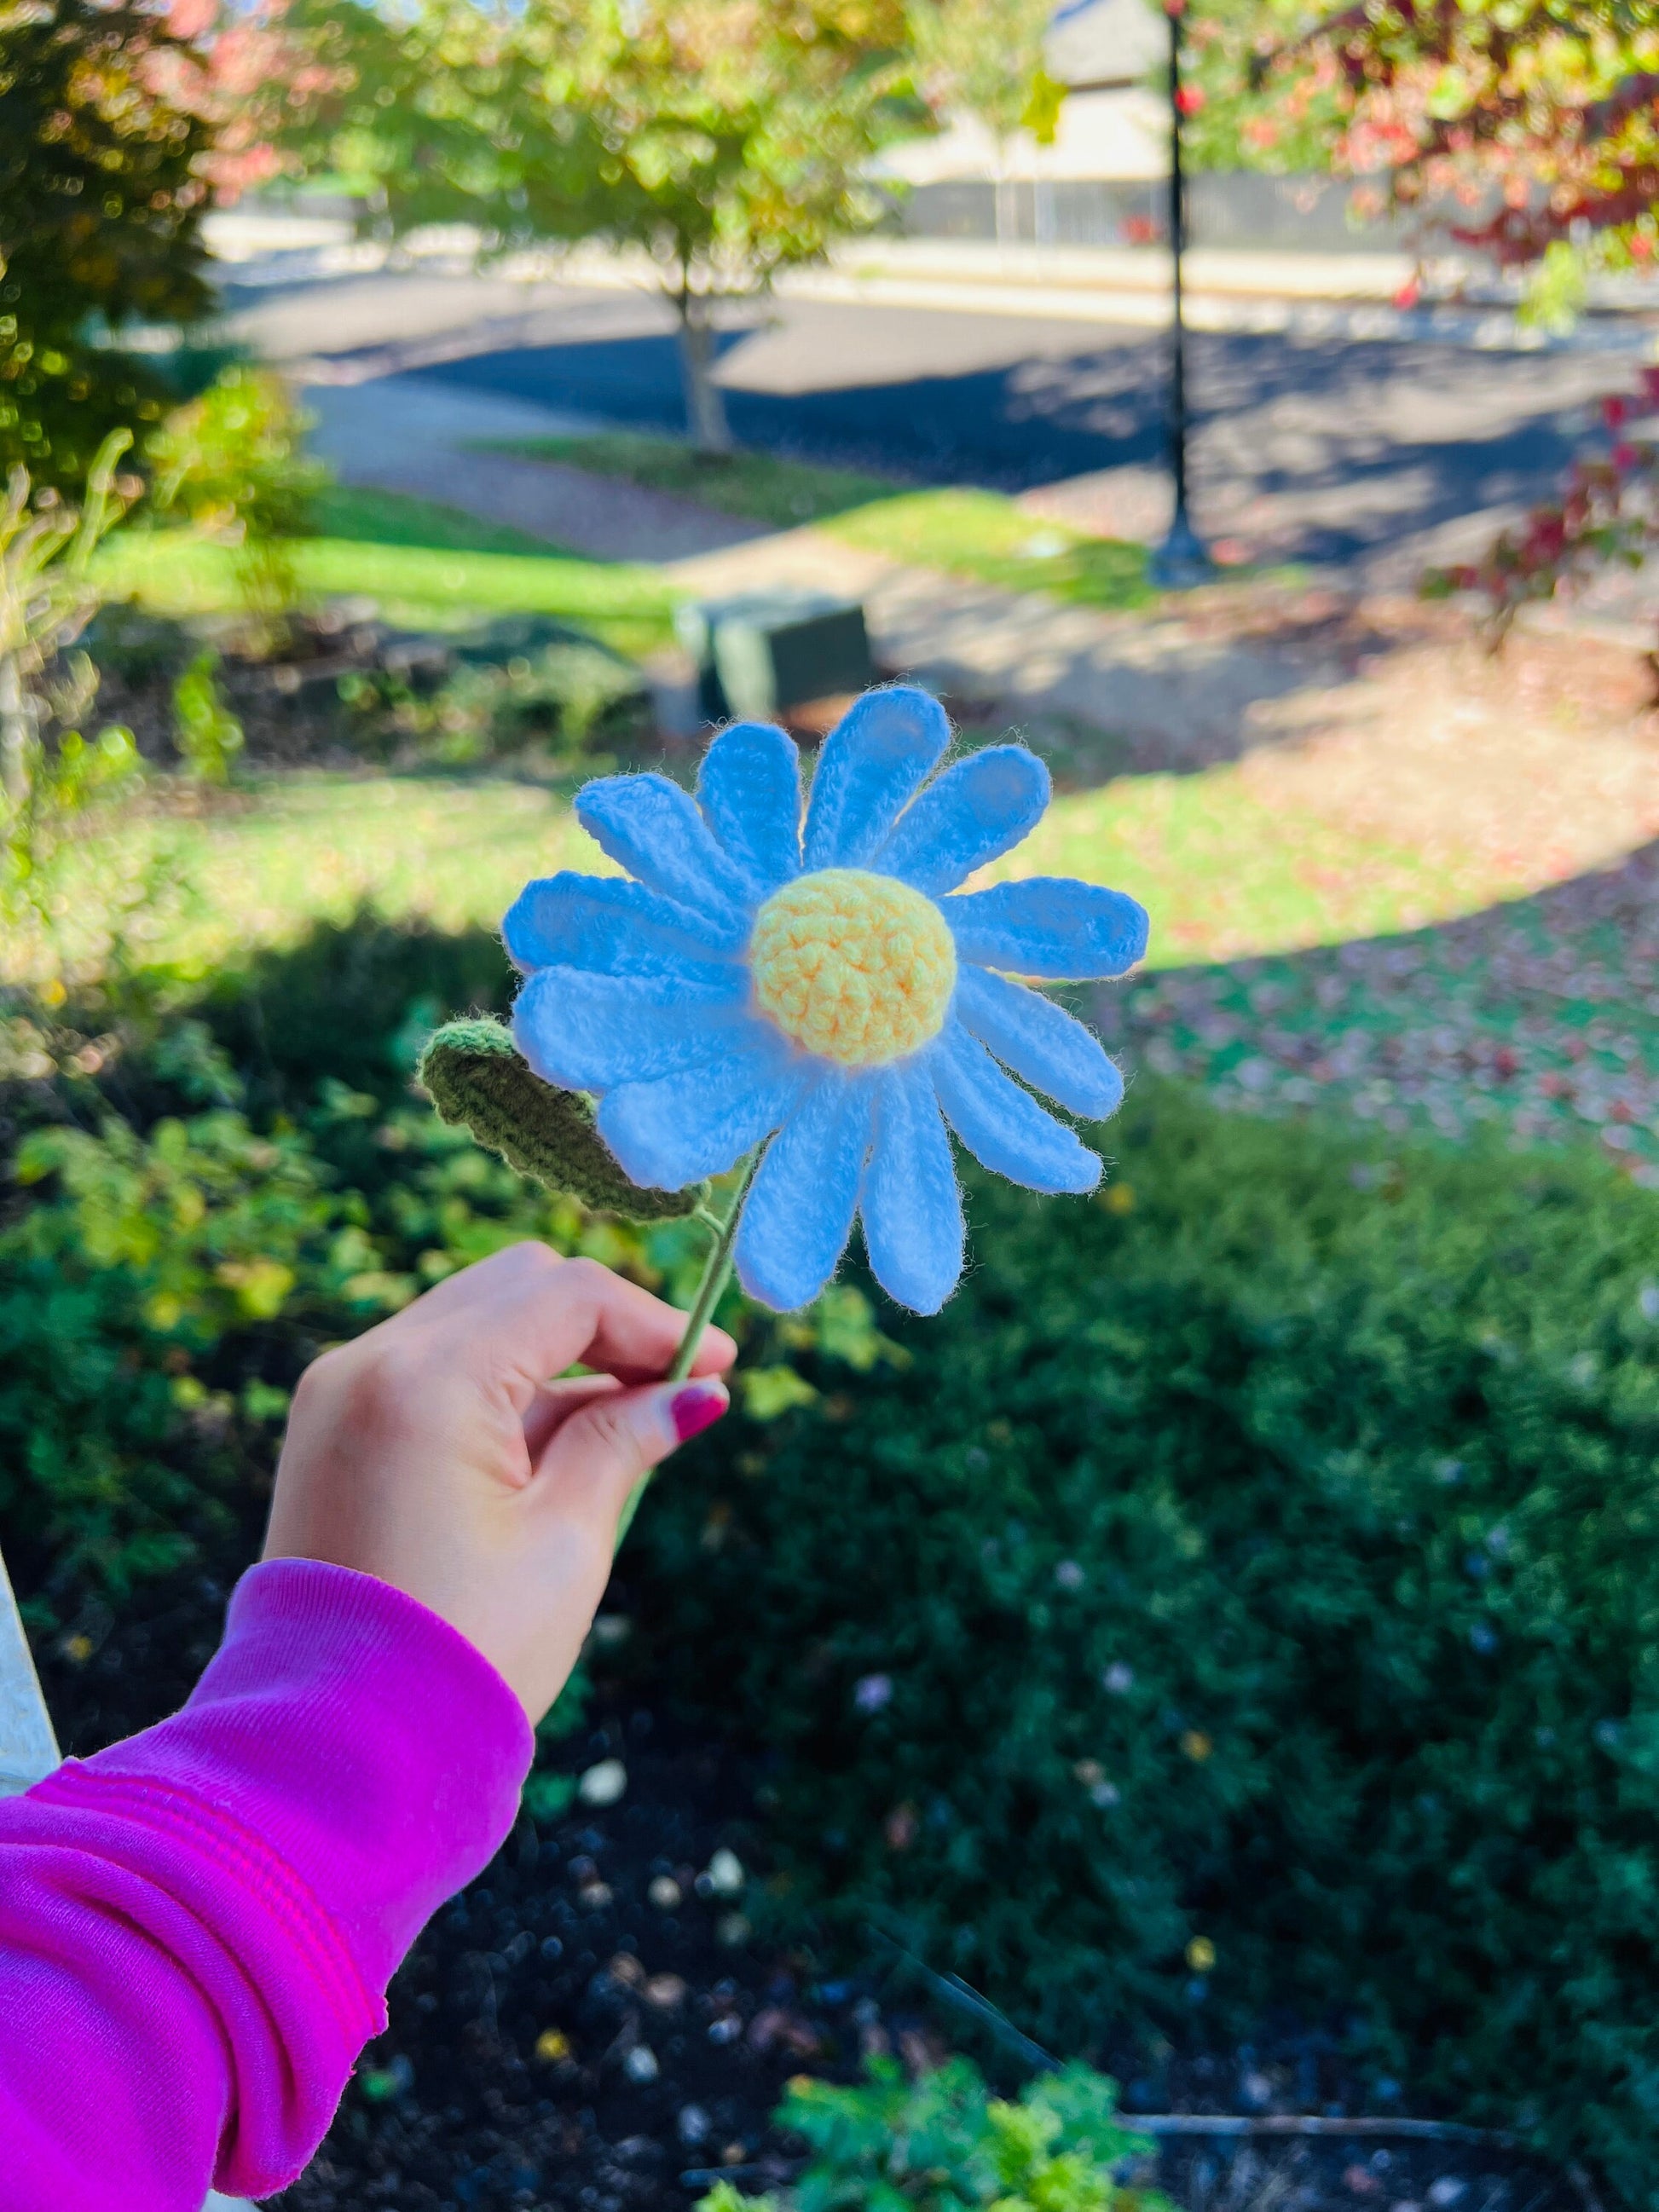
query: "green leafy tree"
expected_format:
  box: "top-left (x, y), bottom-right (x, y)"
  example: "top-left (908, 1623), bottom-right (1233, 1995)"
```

top-left (0, 0), bottom-right (217, 487)
top-left (283, 0), bottom-right (913, 451)
top-left (906, 0), bottom-right (1068, 183)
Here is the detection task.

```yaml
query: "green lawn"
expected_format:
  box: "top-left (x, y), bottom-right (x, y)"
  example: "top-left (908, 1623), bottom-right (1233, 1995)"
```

top-left (475, 432), bottom-right (901, 531)
top-left (997, 769), bottom-right (1482, 964)
top-left (479, 431), bottom-right (1156, 615)
top-left (92, 503), bottom-right (678, 660)
top-left (309, 484), bottom-right (562, 556)
top-left (16, 752), bottom-right (1529, 1002)
top-left (829, 488), bottom-right (1153, 613)
top-left (21, 776), bottom-right (600, 995)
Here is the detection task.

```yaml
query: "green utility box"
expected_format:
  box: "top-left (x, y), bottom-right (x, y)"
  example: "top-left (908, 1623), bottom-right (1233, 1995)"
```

top-left (676, 592), bottom-right (874, 724)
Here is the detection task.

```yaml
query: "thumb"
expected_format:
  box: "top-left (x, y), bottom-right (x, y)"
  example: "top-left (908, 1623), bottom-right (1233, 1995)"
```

top-left (536, 1376), bottom-right (730, 1531)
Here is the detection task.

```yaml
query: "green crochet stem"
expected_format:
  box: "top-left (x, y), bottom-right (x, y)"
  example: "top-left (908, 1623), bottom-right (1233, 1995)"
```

top-left (616, 1145), bottom-right (761, 1552)
top-left (667, 1146), bottom-right (760, 1383)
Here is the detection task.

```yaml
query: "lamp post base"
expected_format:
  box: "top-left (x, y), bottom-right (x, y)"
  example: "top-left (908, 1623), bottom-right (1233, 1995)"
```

top-left (1149, 509), bottom-right (1216, 591)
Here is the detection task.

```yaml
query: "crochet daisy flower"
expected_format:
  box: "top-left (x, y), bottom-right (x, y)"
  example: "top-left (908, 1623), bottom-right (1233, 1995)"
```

top-left (505, 685), bottom-right (1148, 1315)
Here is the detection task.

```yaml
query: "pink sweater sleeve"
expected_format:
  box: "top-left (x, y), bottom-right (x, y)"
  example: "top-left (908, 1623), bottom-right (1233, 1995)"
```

top-left (0, 1557), bottom-right (535, 2212)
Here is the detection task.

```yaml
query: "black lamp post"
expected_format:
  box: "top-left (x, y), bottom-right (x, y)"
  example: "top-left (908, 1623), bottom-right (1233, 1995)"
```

top-left (1149, 0), bottom-right (1214, 588)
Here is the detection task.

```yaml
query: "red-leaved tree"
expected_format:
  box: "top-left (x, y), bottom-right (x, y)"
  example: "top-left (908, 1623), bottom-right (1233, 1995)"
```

top-left (1187, 3), bottom-right (1659, 630)
top-left (1190, 1), bottom-right (1659, 274)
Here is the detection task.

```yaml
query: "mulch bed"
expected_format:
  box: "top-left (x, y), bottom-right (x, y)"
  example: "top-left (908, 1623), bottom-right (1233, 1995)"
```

top-left (84, 603), bottom-right (653, 776)
top-left (32, 1563), bottom-right (1587, 2212)
top-left (89, 606), bottom-right (395, 769)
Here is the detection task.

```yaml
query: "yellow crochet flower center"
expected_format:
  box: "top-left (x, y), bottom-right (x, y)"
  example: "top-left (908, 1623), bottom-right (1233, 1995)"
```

top-left (749, 868), bottom-right (957, 1067)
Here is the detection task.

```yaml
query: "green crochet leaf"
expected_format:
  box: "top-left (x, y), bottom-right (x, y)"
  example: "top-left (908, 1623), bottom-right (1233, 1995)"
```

top-left (418, 1018), bottom-right (705, 1221)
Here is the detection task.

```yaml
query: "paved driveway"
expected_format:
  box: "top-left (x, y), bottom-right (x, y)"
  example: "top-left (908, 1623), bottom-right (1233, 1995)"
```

top-left (233, 269), bottom-right (1632, 583)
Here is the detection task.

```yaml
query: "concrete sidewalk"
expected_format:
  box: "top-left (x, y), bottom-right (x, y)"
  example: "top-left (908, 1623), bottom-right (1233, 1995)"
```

top-left (216, 210), bottom-right (1659, 362)
top-left (783, 256), bottom-right (1658, 356)
top-left (305, 378), bottom-right (772, 563)
top-left (552, 236), bottom-right (1658, 357)
top-left (662, 526), bottom-right (1338, 763)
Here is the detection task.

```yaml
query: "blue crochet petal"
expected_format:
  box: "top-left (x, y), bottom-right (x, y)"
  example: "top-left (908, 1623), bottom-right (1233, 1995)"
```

top-left (944, 878), bottom-right (1150, 979)
top-left (734, 1072), bottom-right (875, 1311)
top-left (697, 721), bottom-right (802, 893)
top-left (859, 1064), bottom-right (963, 1314)
top-left (513, 964), bottom-right (754, 1092)
top-left (874, 744), bottom-right (1050, 896)
top-left (955, 963), bottom-right (1124, 1119)
top-left (576, 772), bottom-right (758, 933)
top-left (802, 685), bottom-right (951, 870)
top-left (598, 1032), bottom-right (811, 1190)
top-left (929, 1020), bottom-right (1101, 1194)
top-left (503, 871), bottom-right (747, 974)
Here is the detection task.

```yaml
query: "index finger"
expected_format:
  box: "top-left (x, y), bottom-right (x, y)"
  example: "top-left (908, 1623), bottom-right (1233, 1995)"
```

top-left (402, 1245), bottom-right (737, 1390)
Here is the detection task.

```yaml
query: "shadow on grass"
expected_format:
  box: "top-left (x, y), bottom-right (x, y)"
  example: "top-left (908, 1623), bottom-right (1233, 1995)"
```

top-left (201, 910), bottom-right (515, 1119)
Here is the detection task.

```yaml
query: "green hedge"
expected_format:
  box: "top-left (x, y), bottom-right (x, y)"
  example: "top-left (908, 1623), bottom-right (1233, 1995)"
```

top-left (0, 921), bottom-right (873, 1598)
top-left (1, 932), bottom-right (585, 1599)
top-left (628, 1084), bottom-right (1659, 2203)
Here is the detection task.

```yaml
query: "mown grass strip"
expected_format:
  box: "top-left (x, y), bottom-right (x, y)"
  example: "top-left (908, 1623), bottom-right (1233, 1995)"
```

top-left (93, 525), bottom-right (678, 659)
top-left (479, 432), bottom-right (1156, 614)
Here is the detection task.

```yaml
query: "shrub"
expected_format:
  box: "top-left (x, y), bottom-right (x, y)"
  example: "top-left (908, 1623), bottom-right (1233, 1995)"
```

top-left (699, 2058), bottom-right (1165, 2212)
top-left (336, 618), bottom-right (653, 771)
top-left (0, 1025), bottom-right (581, 1597)
top-left (3, 1096), bottom-right (338, 1598)
top-left (171, 650), bottom-right (244, 782)
top-left (629, 1083), bottom-right (1659, 2201)
top-left (147, 367), bottom-right (328, 642)
top-left (0, 1244), bottom-right (236, 1604)
top-left (2, 433), bottom-right (145, 969)
top-left (431, 636), bottom-right (650, 765)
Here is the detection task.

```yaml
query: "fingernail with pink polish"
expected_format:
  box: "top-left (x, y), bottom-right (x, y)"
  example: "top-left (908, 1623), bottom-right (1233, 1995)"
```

top-left (670, 1382), bottom-right (728, 1444)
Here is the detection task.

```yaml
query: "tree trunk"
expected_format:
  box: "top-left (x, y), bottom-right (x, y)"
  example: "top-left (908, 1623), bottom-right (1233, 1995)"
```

top-left (675, 294), bottom-right (732, 455)
top-left (992, 141), bottom-right (1016, 254)
top-left (0, 656), bottom-right (33, 809)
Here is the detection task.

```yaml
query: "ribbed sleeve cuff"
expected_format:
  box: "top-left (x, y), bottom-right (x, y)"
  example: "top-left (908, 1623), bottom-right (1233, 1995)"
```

top-left (52, 1558), bottom-right (535, 1996)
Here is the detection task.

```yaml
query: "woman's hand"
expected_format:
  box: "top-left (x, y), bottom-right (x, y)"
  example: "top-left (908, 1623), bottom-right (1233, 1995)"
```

top-left (263, 1244), bottom-right (734, 1721)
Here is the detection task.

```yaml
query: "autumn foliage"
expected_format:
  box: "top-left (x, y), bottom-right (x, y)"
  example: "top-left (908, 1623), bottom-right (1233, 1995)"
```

top-left (1188, 0), bottom-right (1659, 273)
